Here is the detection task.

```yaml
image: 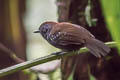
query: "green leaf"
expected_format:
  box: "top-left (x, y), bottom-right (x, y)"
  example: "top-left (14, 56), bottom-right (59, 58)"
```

top-left (67, 72), bottom-right (74, 80)
top-left (101, 0), bottom-right (120, 53)
top-left (67, 63), bottom-right (77, 80)
top-left (88, 65), bottom-right (96, 80)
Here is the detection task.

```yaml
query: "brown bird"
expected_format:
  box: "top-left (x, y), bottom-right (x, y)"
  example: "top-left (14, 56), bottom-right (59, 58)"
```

top-left (34, 21), bottom-right (111, 58)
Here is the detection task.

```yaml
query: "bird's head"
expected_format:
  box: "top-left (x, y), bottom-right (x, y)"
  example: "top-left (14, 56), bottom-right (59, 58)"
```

top-left (34, 21), bottom-right (57, 40)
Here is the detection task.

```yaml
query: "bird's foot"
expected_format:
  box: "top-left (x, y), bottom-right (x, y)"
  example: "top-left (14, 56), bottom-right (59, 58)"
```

top-left (52, 52), bottom-right (66, 55)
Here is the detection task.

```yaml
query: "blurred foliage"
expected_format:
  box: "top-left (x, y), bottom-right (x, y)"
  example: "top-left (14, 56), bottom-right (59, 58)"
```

top-left (101, 0), bottom-right (120, 53)
top-left (22, 69), bottom-right (38, 80)
top-left (0, 0), bottom-right (27, 79)
top-left (88, 66), bottom-right (95, 80)
top-left (67, 64), bottom-right (76, 80)
top-left (0, 0), bottom-right (120, 80)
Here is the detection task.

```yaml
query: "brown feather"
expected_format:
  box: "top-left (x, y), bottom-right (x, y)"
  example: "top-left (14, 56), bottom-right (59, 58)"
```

top-left (37, 21), bottom-right (111, 57)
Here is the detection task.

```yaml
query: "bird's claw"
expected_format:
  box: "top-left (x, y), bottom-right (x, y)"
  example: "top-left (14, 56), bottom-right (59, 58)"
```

top-left (52, 52), bottom-right (66, 55)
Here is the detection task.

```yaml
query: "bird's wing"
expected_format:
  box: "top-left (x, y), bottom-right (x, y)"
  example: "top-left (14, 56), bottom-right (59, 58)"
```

top-left (49, 22), bottom-right (95, 46)
top-left (49, 27), bottom-right (85, 45)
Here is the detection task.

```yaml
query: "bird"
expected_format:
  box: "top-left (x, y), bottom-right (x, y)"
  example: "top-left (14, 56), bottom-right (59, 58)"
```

top-left (34, 21), bottom-right (111, 58)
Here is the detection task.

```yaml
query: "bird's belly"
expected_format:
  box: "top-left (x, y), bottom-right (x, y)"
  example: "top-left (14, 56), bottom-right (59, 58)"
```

top-left (52, 43), bottom-right (83, 51)
top-left (47, 38), bottom-right (83, 51)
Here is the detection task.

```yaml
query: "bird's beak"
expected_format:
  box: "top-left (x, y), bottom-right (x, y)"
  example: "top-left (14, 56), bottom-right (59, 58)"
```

top-left (34, 30), bottom-right (40, 33)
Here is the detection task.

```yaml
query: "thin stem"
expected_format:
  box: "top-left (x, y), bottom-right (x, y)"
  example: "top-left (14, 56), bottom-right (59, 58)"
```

top-left (0, 42), bottom-right (116, 77)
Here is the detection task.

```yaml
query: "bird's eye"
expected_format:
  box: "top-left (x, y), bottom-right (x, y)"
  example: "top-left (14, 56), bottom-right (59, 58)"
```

top-left (42, 24), bottom-right (49, 33)
top-left (42, 28), bottom-right (48, 33)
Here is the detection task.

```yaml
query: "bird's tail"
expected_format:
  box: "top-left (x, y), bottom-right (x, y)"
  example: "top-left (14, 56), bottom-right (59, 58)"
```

top-left (85, 39), bottom-right (111, 58)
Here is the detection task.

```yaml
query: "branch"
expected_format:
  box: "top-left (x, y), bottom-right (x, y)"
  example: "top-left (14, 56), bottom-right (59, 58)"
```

top-left (0, 42), bottom-right (116, 77)
top-left (0, 43), bottom-right (24, 63)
